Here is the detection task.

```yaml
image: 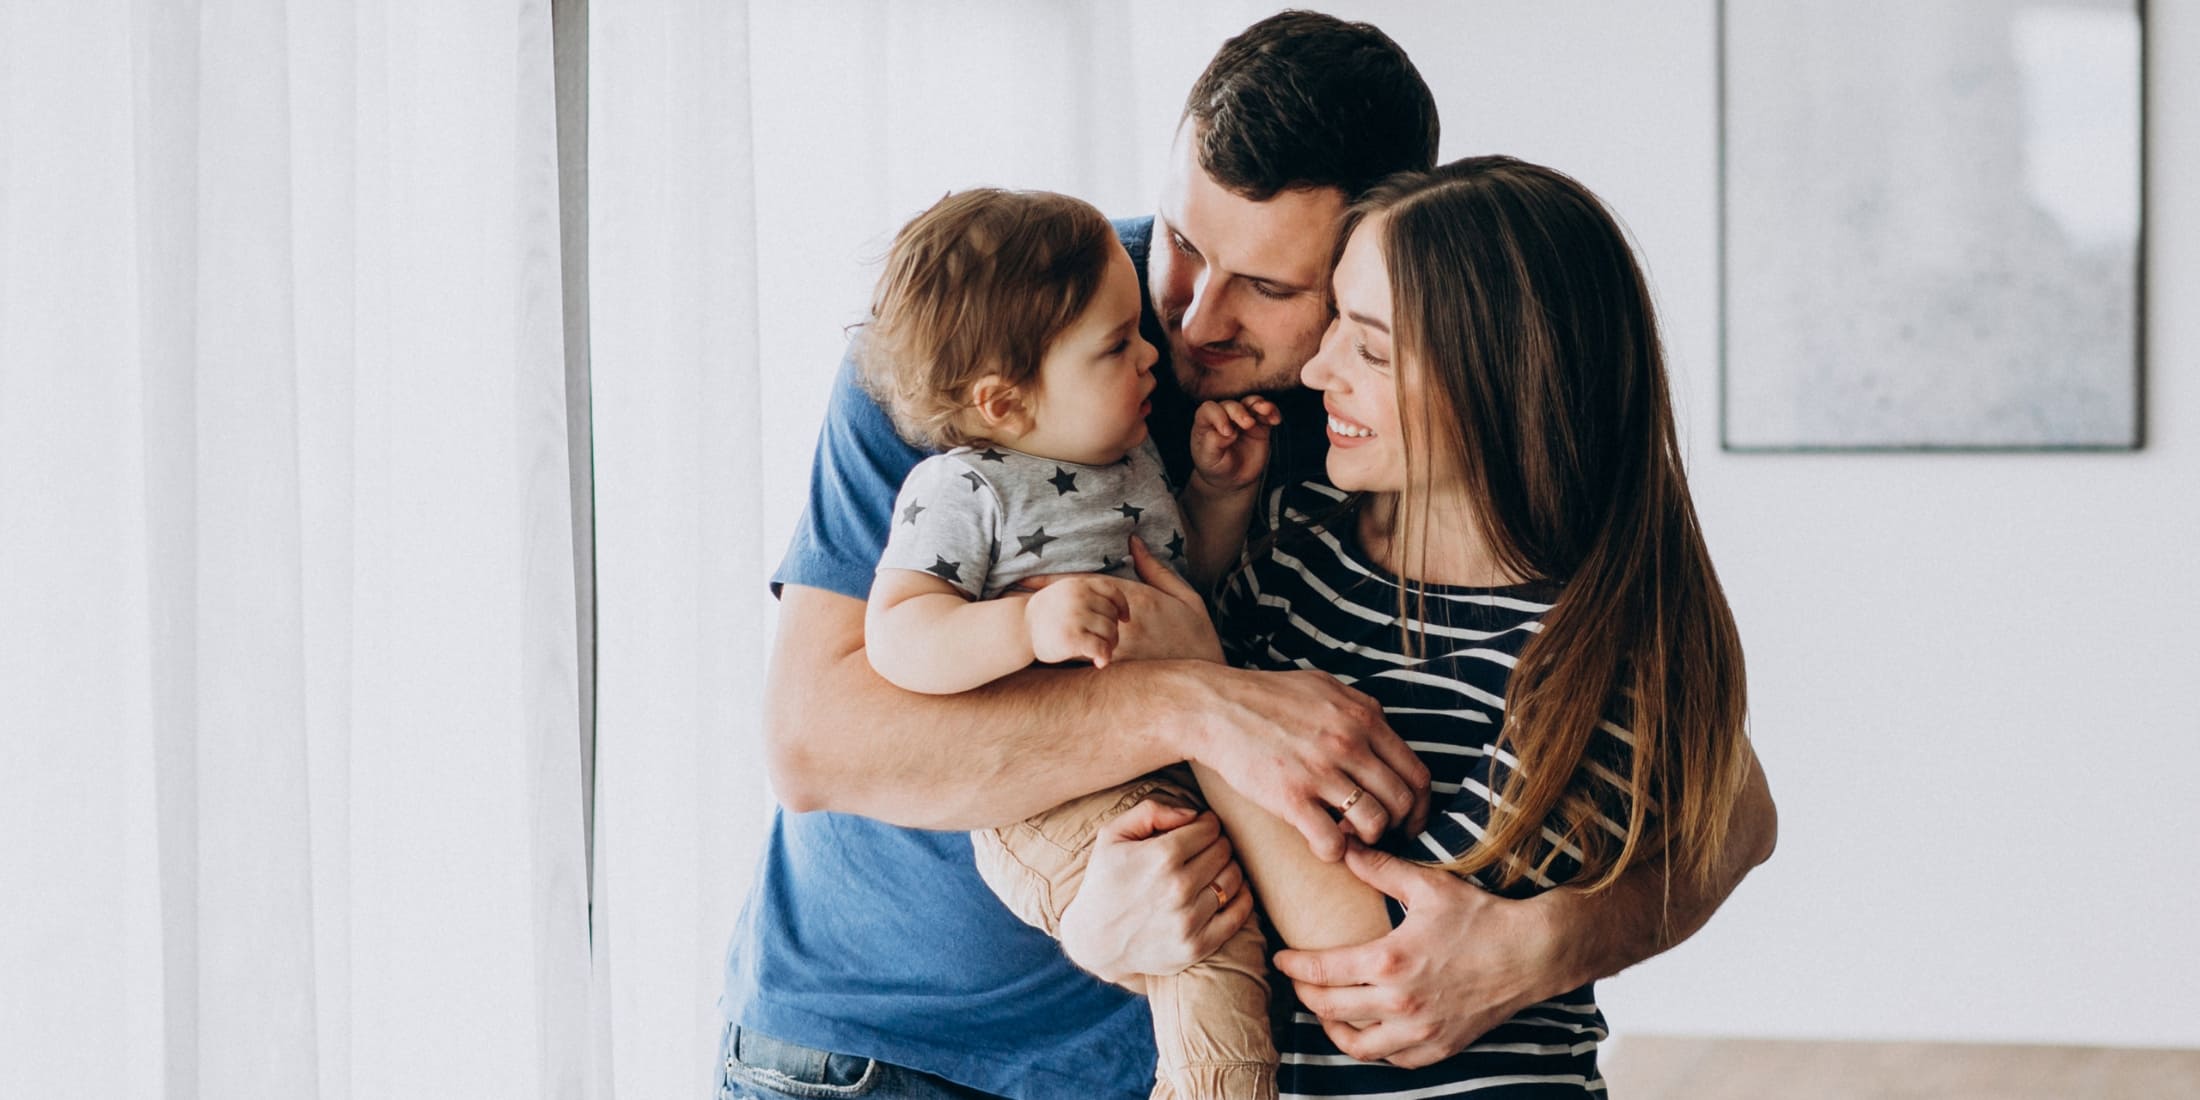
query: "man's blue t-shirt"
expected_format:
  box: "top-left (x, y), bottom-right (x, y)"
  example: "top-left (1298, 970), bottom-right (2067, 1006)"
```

top-left (724, 219), bottom-right (1172, 1100)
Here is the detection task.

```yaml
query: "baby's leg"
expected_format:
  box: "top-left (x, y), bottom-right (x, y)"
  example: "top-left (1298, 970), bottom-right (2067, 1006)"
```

top-left (971, 767), bottom-right (1277, 1100)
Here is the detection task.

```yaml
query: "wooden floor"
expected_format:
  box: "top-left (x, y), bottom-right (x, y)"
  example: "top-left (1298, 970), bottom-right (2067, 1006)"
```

top-left (1602, 1037), bottom-right (2200, 1099)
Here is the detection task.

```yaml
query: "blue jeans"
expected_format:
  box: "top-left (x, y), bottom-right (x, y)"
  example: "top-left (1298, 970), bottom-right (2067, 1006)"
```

top-left (717, 1024), bottom-right (1008, 1100)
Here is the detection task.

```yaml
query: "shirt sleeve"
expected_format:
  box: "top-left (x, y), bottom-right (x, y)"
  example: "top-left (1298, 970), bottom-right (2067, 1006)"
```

top-left (770, 348), bottom-right (928, 601)
top-left (876, 455), bottom-right (1003, 600)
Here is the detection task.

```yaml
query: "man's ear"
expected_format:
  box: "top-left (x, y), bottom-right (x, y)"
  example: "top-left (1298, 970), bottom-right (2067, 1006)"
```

top-left (969, 374), bottom-right (1034, 436)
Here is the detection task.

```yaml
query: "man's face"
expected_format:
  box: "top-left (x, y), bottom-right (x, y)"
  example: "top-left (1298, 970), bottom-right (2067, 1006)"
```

top-left (1149, 129), bottom-right (1345, 401)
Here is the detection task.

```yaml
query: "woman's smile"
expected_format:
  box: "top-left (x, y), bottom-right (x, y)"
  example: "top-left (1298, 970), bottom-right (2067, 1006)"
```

top-left (1325, 407), bottom-right (1377, 444)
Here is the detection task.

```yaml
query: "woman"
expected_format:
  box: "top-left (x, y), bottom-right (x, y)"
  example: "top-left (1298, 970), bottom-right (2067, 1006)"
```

top-left (1095, 155), bottom-right (1757, 1097)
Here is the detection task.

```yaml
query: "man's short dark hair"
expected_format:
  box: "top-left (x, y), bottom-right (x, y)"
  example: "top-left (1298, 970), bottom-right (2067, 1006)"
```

top-left (1183, 10), bottom-right (1440, 202)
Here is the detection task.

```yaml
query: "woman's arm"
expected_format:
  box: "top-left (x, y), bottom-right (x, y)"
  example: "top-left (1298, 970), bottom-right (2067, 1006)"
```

top-left (1250, 742), bottom-right (1780, 1068)
top-left (1189, 761), bottom-right (1391, 950)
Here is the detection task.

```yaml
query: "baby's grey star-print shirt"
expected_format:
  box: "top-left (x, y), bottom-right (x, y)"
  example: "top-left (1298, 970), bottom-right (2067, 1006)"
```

top-left (877, 440), bottom-right (1189, 600)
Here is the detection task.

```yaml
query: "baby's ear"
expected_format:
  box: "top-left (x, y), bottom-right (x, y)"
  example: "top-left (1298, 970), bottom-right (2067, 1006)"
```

top-left (968, 374), bottom-right (1033, 435)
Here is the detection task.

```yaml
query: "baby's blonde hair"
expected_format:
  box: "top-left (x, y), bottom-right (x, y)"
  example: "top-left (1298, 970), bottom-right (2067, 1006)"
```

top-left (858, 189), bottom-right (1117, 449)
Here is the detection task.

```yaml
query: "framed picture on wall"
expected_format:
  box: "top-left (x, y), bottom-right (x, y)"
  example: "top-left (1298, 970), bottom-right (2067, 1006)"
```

top-left (1719, 0), bottom-right (2145, 451)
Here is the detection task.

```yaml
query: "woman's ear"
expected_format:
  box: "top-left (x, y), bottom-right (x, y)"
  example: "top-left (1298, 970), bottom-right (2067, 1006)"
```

top-left (969, 375), bottom-right (1034, 437)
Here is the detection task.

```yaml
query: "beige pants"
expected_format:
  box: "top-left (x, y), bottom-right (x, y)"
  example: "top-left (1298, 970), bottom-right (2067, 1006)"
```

top-left (972, 766), bottom-right (1278, 1100)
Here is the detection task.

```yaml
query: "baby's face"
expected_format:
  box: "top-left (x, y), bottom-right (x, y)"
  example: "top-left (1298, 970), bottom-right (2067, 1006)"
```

top-left (1019, 242), bottom-right (1160, 466)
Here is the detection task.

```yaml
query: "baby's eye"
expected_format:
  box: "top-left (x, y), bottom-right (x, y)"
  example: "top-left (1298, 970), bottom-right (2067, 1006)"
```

top-left (1106, 338), bottom-right (1130, 357)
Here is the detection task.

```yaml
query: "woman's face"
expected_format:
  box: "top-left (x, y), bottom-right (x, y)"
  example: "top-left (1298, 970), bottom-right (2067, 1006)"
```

top-left (1302, 219), bottom-right (1407, 494)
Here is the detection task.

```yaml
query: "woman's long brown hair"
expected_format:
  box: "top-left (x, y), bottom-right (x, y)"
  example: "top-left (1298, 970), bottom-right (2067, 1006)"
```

top-left (1352, 157), bottom-right (1750, 896)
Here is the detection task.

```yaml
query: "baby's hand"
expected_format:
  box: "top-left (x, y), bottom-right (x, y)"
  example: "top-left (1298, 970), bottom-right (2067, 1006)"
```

top-left (1023, 574), bottom-right (1133, 669)
top-left (1189, 396), bottom-right (1282, 493)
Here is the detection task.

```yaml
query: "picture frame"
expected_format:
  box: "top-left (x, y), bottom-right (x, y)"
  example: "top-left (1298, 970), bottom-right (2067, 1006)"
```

top-left (1719, 0), bottom-right (2146, 452)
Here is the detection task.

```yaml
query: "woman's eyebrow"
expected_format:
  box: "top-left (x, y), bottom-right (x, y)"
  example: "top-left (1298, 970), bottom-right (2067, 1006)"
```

top-left (1345, 309), bottom-right (1390, 334)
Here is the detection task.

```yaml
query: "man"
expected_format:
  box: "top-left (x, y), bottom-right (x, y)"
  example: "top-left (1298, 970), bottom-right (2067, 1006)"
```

top-left (723, 12), bottom-right (1776, 1099)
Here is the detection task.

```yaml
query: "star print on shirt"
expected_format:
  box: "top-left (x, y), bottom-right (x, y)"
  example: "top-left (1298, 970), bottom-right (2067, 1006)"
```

top-left (900, 501), bottom-right (926, 525)
top-left (924, 556), bottom-right (962, 585)
top-left (1166, 530), bottom-right (1186, 560)
top-left (961, 470), bottom-right (985, 491)
top-left (1099, 555), bottom-right (1122, 573)
top-left (1047, 467), bottom-right (1080, 495)
top-left (977, 448), bottom-right (1008, 462)
top-left (1114, 502), bottom-right (1143, 522)
top-left (1016, 527), bottom-right (1060, 558)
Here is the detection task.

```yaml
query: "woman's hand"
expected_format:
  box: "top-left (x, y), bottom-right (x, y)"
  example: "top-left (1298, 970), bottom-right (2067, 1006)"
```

top-left (1110, 536), bottom-right (1223, 663)
top-left (1022, 538), bottom-right (1222, 665)
top-left (1058, 800), bottom-right (1253, 983)
top-left (1271, 843), bottom-right (1574, 1068)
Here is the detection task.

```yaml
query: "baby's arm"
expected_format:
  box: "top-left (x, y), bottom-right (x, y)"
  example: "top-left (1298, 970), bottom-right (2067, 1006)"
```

top-left (866, 569), bottom-right (1132, 694)
top-left (865, 570), bottom-right (1036, 694)
top-left (1180, 397), bottom-right (1283, 587)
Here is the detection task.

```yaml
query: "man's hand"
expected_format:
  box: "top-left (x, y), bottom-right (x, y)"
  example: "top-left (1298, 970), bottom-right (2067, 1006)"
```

top-left (1117, 537), bottom-right (1430, 858)
top-left (1177, 667), bottom-right (1430, 862)
top-left (1058, 800), bottom-right (1252, 983)
top-left (1271, 843), bottom-right (1570, 1068)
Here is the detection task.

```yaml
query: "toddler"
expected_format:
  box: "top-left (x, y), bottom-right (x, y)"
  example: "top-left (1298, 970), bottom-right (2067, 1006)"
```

top-left (859, 188), bottom-right (1282, 1100)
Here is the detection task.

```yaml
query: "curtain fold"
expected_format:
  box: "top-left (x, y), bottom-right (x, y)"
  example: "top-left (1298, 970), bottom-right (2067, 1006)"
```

top-left (588, 2), bottom-right (769, 1095)
top-left (1, 3), bottom-right (591, 1097)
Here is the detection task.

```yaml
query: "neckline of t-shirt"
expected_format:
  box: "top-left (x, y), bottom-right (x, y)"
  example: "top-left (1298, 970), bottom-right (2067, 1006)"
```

top-left (1313, 488), bottom-right (1561, 601)
top-left (953, 443), bottom-right (1138, 471)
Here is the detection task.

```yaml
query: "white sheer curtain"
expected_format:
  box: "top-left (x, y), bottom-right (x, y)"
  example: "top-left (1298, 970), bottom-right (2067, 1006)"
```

top-left (0, 3), bottom-right (592, 1098)
top-left (587, 3), bottom-right (767, 1097)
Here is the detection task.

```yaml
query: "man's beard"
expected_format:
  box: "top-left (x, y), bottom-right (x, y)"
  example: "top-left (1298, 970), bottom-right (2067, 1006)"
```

top-left (1167, 333), bottom-right (1305, 401)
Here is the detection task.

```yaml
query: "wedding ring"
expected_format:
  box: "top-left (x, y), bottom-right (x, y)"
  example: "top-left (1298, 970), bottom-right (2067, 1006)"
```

top-left (1211, 882), bottom-right (1229, 908)
top-left (1336, 786), bottom-right (1365, 816)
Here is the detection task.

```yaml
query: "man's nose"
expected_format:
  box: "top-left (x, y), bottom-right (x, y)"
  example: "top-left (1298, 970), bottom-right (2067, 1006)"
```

top-left (1180, 271), bottom-right (1232, 347)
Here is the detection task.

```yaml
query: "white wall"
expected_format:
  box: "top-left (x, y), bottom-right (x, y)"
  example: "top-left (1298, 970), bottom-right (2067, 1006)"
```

top-left (743, 1), bottom-right (2200, 1048)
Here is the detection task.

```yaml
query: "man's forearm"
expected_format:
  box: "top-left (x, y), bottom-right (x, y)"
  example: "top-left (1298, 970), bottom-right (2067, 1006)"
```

top-left (1540, 748), bottom-right (1779, 987)
top-left (766, 585), bottom-right (1204, 829)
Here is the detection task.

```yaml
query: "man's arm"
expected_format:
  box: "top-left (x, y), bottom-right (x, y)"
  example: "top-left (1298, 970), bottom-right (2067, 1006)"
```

top-left (1533, 740), bottom-right (1779, 985)
top-left (766, 579), bottom-right (1429, 845)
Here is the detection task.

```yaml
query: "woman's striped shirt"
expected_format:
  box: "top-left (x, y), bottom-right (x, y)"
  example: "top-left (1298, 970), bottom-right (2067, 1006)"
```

top-left (1215, 479), bottom-right (1634, 1099)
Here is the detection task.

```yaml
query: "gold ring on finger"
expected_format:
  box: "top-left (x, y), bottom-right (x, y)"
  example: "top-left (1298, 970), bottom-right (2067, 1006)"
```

top-left (1336, 786), bottom-right (1365, 815)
